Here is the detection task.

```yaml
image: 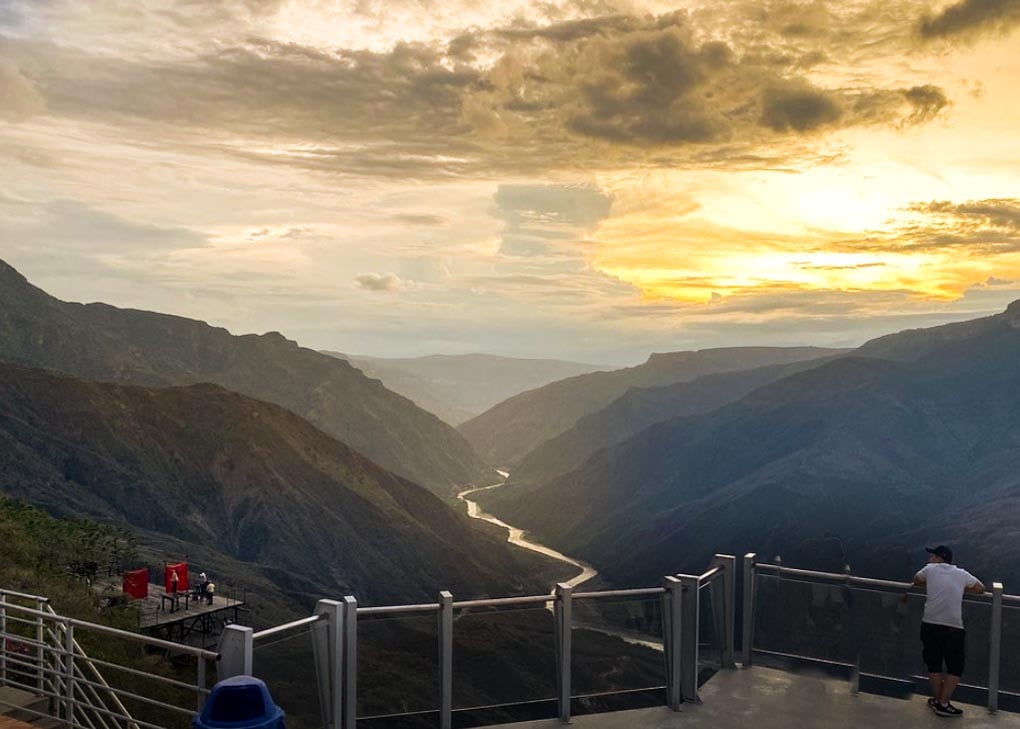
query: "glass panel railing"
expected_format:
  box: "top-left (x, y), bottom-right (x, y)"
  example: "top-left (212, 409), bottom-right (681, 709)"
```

top-left (698, 577), bottom-right (723, 686)
top-left (254, 628), bottom-right (322, 729)
top-left (1001, 604), bottom-right (1020, 696)
top-left (960, 598), bottom-right (992, 689)
top-left (753, 574), bottom-right (854, 665)
top-left (570, 595), bottom-right (665, 709)
top-left (849, 588), bottom-right (925, 686)
top-left (451, 604), bottom-right (557, 725)
top-left (357, 613), bottom-right (439, 723)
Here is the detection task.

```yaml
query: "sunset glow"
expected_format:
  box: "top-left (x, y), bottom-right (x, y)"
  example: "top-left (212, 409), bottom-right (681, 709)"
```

top-left (2, 0), bottom-right (1019, 360)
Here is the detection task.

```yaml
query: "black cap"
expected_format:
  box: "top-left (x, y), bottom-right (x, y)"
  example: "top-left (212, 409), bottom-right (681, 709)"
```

top-left (926, 545), bottom-right (953, 563)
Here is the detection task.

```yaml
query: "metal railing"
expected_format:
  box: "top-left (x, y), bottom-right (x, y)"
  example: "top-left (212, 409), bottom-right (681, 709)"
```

top-left (219, 554), bottom-right (739, 728)
top-left (742, 553), bottom-right (1017, 713)
top-left (0, 589), bottom-right (218, 729)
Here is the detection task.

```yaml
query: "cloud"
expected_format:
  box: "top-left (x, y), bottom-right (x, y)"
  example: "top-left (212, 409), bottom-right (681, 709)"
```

top-left (493, 184), bottom-right (612, 257)
top-left (918, 0), bottom-right (1020, 41)
top-left (391, 213), bottom-right (449, 226)
top-left (0, 59), bottom-right (44, 121)
top-left (987, 276), bottom-right (1015, 285)
top-left (354, 272), bottom-right (405, 291)
top-left (0, 3), bottom-right (951, 179)
top-left (759, 80), bottom-right (844, 132)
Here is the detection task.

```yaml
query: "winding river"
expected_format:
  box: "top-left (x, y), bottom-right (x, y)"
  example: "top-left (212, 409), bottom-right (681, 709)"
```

top-left (457, 471), bottom-right (598, 590)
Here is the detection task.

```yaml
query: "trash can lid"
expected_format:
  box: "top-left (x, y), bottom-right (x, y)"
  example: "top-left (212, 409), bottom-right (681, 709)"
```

top-left (195, 676), bottom-right (284, 729)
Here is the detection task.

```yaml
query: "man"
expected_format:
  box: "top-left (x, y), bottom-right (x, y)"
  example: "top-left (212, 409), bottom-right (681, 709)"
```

top-left (912, 545), bottom-right (984, 717)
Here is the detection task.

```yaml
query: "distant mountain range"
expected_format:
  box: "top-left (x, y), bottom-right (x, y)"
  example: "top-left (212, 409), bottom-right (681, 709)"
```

top-left (458, 346), bottom-right (845, 467)
top-left (324, 352), bottom-right (610, 426)
top-left (0, 260), bottom-right (489, 496)
top-left (0, 362), bottom-right (548, 604)
top-left (485, 301), bottom-right (1020, 587)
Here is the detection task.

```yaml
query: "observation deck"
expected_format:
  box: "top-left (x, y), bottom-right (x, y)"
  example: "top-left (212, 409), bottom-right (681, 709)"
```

top-left (3, 554), bottom-right (1019, 729)
top-left (499, 666), bottom-right (1020, 728)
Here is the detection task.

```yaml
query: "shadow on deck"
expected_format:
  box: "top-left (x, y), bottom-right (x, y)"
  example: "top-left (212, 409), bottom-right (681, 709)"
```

top-left (496, 667), bottom-right (1020, 729)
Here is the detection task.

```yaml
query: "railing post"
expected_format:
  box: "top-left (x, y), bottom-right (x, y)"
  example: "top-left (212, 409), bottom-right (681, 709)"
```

top-left (845, 564), bottom-right (859, 695)
top-left (0, 593), bottom-right (7, 685)
top-left (713, 554), bottom-right (737, 669)
top-left (663, 577), bottom-right (683, 711)
top-left (989, 582), bottom-right (1003, 713)
top-left (311, 600), bottom-right (343, 729)
top-left (341, 596), bottom-right (358, 729)
top-left (64, 620), bottom-right (75, 722)
top-left (217, 625), bottom-right (253, 678)
top-left (678, 574), bottom-right (700, 704)
top-left (554, 583), bottom-right (572, 723)
top-left (36, 598), bottom-right (46, 693)
top-left (742, 553), bottom-right (756, 667)
top-left (439, 591), bottom-right (454, 729)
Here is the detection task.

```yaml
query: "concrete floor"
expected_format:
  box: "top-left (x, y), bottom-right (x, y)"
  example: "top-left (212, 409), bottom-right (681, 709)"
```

top-left (496, 667), bottom-right (1020, 729)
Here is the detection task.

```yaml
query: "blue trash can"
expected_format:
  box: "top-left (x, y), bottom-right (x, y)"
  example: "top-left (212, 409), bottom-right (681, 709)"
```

top-left (193, 676), bottom-right (285, 729)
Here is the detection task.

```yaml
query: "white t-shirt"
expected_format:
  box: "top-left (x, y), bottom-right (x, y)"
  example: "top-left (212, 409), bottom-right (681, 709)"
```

top-left (915, 563), bottom-right (979, 629)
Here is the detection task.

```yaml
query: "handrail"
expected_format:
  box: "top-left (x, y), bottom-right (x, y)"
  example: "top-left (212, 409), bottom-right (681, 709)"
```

top-left (754, 563), bottom-right (1003, 601)
top-left (1, 601), bottom-right (218, 660)
top-left (45, 603), bottom-right (141, 729)
top-left (0, 589), bottom-right (51, 603)
top-left (252, 614), bottom-right (325, 640)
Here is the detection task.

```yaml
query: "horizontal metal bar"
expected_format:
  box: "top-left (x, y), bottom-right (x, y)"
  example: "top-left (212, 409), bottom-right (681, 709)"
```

top-left (252, 614), bottom-right (325, 640)
top-left (699, 566), bottom-right (722, 582)
top-left (357, 603), bottom-right (440, 616)
top-left (82, 654), bottom-right (211, 693)
top-left (3, 602), bottom-right (219, 659)
top-left (756, 563), bottom-right (1001, 601)
top-left (453, 595), bottom-right (554, 609)
top-left (573, 588), bottom-right (666, 600)
top-left (71, 675), bottom-right (195, 716)
top-left (0, 632), bottom-right (48, 648)
top-left (0, 589), bottom-right (50, 602)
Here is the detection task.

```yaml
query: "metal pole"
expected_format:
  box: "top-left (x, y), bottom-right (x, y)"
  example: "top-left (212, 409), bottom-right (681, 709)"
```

top-left (554, 583), bottom-right (572, 723)
top-left (714, 555), bottom-right (737, 669)
top-left (845, 564), bottom-right (859, 695)
top-left (663, 577), bottom-right (683, 710)
top-left (342, 596), bottom-right (358, 729)
top-left (312, 600), bottom-right (343, 729)
top-left (36, 598), bottom-right (46, 692)
top-left (678, 574), bottom-right (700, 703)
top-left (742, 553), bottom-right (757, 667)
top-left (0, 593), bottom-right (6, 685)
top-left (989, 582), bottom-right (1003, 713)
top-left (217, 625), bottom-right (254, 678)
top-left (439, 591), bottom-right (453, 729)
top-left (64, 621), bottom-right (75, 723)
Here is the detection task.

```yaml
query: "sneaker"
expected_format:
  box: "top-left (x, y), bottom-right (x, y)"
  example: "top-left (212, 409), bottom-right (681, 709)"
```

top-left (933, 702), bottom-right (963, 717)
top-left (928, 698), bottom-right (938, 711)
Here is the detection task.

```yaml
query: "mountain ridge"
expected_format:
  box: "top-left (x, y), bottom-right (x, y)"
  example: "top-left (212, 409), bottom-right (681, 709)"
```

top-left (457, 345), bottom-right (846, 467)
top-left (0, 259), bottom-right (490, 495)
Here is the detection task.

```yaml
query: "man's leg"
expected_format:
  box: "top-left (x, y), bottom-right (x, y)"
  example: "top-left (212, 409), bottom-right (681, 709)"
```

top-left (921, 623), bottom-right (944, 702)
top-left (939, 674), bottom-right (960, 704)
top-left (941, 628), bottom-right (966, 706)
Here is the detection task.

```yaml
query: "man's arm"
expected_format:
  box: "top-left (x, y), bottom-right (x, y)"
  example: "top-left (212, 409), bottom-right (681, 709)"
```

top-left (965, 578), bottom-right (985, 594)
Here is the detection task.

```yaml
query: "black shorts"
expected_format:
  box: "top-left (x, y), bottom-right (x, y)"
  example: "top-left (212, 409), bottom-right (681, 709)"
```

top-left (921, 622), bottom-right (965, 677)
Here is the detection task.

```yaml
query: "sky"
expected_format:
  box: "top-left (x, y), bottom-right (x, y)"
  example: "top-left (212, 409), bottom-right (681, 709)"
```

top-left (1, 0), bottom-right (1019, 364)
